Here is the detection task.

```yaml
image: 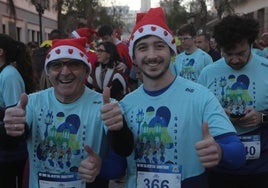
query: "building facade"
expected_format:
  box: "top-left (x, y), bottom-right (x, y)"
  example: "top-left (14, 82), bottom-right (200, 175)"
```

top-left (141, 0), bottom-right (151, 12)
top-left (0, 0), bottom-right (57, 44)
top-left (231, 0), bottom-right (268, 33)
top-left (214, 0), bottom-right (268, 33)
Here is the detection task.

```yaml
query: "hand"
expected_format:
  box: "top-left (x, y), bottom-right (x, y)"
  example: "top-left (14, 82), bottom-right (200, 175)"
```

top-left (101, 87), bottom-right (124, 131)
top-left (4, 93), bottom-right (28, 136)
top-left (116, 62), bottom-right (127, 72)
top-left (78, 145), bottom-right (101, 183)
top-left (223, 108), bottom-right (231, 117)
top-left (195, 122), bottom-right (222, 168)
top-left (235, 107), bottom-right (262, 127)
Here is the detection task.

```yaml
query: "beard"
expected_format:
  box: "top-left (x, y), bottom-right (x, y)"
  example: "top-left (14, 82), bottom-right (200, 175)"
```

top-left (141, 57), bottom-right (170, 80)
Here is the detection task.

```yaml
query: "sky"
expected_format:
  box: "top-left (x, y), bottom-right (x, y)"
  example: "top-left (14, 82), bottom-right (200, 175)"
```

top-left (104, 0), bottom-right (192, 11)
top-left (104, 0), bottom-right (160, 11)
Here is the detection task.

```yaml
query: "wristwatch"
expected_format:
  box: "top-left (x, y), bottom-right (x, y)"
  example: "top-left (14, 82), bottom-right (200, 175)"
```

top-left (262, 113), bottom-right (268, 124)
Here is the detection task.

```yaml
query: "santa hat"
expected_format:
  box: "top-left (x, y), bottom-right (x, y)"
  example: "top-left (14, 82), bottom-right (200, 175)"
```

top-left (136, 12), bottom-right (146, 24)
top-left (72, 28), bottom-right (97, 43)
top-left (45, 37), bottom-right (91, 73)
top-left (128, 7), bottom-right (176, 60)
top-left (261, 32), bottom-right (268, 38)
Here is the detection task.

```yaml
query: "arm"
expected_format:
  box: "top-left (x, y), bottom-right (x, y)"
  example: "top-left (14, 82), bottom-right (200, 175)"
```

top-left (195, 122), bottom-right (246, 169)
top-left (107, 118), bottom-right (134, 156)
top-left (0, 121), bottom-right (29, 149)
top-left (101, 87), bottom-right (134, 157)
top-left (260, 109), bottom-right (268, 125)
top-left (215, 132), bottom-right (246, 169)
top-left (226, 107), bottom-right (266, 127)
top-left (78, 145), bottom-right (102, 183)
top-left (4, 93), bottom-right (28, 137)
top-left (1, 94), bottom-right (29, 148)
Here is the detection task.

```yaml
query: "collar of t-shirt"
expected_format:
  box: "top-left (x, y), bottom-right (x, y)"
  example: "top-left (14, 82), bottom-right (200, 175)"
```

top-left (143, 78), bottom-right (175, 96)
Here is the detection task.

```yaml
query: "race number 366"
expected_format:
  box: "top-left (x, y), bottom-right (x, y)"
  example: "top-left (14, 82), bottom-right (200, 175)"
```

top-left (136, 163), bottom-right (181, 188)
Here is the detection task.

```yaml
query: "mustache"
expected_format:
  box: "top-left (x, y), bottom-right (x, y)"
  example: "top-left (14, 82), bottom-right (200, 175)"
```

top-left (142, 57), bottom-right (164, 64)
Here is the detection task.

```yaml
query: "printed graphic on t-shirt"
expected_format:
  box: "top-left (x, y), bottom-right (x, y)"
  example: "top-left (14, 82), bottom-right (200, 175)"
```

top-left (35, 110), bottom-right (87, 174)
top-left (133, 106), bottom-right (177, 164)
top-left (213, 74), bottom-right (254, 115)
top-left (180, 58), bottom-right (197, 82)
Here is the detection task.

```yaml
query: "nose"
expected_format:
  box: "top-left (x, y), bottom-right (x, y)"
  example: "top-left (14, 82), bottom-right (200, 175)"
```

top-left (59, 64), bottom-right (72, 74)
top-left (146, 46), bottom-right (157, 58)
top-left (229, 55), bottom-right (241, 62)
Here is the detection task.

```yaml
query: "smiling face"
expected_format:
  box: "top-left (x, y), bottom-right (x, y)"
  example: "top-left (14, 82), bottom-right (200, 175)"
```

top-left (47, 58), bottom-right (89, 103)
top-left (133, 35), bottom-right (172, 81)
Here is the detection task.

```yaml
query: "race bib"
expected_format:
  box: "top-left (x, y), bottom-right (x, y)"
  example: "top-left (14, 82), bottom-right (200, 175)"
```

top-left (239, 134), bottom-right (261, 160)
top-left (136, 163), bottom-right (182, 188)
top-left (38, 172), bottom-right (86, 188)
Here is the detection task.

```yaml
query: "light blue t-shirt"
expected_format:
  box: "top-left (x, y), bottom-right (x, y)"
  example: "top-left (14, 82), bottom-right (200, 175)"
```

top-left (0, 65), bottom-right (24, 109)
top-left (171, 48), bottom-right (213, 82)
top-left (25, 87), bottom-right (109, 188)
top-left (198, 53), bottom-right (268, 135)
top-left (252, 47), bottom-right (268, 58)
top-left (120, 76), bottom-right (236, 187)
top-left (0, 64), bottom-right (27, 163)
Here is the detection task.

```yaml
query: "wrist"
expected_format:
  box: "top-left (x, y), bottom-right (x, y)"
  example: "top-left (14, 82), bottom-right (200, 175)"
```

top-left (262, 113), bottom-right (268, 124)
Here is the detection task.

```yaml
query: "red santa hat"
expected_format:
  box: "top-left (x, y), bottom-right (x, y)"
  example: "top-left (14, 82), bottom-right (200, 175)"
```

top-left (72, 27), bottom-right (97, 44)
top-left (136, 12), bottom-right (146, 24)
top-left (261, 32), bottom-right (268, 37)
top-left (128, 7), bottom-right (177, 60)
top-left (45, 37), bottom-right (91, 73)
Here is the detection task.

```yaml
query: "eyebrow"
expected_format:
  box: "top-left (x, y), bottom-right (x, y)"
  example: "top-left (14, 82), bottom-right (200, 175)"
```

top-left (136, 40), bottom-right (166, 47)
top-left (224, 49), bottom-right (248, 55)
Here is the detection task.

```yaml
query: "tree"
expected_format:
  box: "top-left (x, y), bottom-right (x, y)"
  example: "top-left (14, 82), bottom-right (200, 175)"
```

top-left (187, 0), bottom-right (209, 33)
top-left (54, 0), bottom-right (64, 30)
top-left (198, 0), bottom-right (208, 33)
top-left (214, 0), bottom-right (234, 19)
top-left (55, 0), bottom-right (127, 36)
top-left (160, 0), bottom-right (189, 33)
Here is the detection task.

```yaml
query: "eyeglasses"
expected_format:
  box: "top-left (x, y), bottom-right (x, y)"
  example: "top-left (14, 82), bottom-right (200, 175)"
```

top-left (222, 46), bottom-right (250, 60)
top-left (48, 59), bottom-right (84, 71)
top-left (96, 49), bottom-right (107, 53)
top-left (178, 36), bottom-right (192, 41)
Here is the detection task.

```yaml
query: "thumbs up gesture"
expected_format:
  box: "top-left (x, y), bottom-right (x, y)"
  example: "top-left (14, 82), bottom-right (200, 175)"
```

top-left (4, 93), bottom-right (28, 136)
top-left (101, 87), bottom-right (124, 131)
top-left (78, 145), bottom-right (101, 183)
top-left (195, 122), bottom-right (222, 168)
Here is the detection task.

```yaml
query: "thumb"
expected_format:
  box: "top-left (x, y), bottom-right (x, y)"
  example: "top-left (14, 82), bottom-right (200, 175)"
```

top-left (103, 87), bottom-right (111, 104)
top-left (202, 122), bottom-right (211, 140)
top-left (84, 145), bottom-right (96, 157)
top-left (16, 93), bottom-right (28, 110)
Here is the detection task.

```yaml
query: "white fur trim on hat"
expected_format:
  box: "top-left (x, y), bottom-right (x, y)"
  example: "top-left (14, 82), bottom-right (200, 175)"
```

top-left (128, 24), bottom-right (176, 60)
top-left (45, 38), bottom-right (91, 74)
top-left (72, 30), bottom-right (80, 39)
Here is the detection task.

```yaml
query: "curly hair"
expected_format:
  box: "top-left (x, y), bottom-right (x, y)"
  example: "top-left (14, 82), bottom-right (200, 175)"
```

top-left (213, 14), bottom-right (260, 50)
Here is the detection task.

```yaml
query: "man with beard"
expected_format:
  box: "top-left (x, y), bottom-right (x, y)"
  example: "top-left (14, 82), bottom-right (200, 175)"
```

top-left (198, 14), bottom-right (268, 188)
top-left (101, 7), bottom-right (246, 188)
top-left (3, 37), bottom-right (133, 188)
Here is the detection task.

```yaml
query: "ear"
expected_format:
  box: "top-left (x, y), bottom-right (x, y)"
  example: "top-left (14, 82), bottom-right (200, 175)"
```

top-left (84, 65), bottom-right (91, 78)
